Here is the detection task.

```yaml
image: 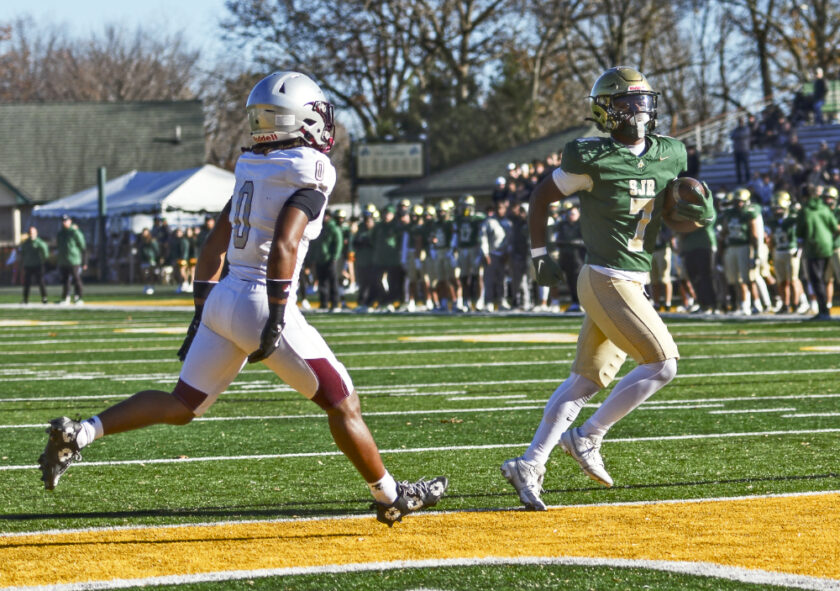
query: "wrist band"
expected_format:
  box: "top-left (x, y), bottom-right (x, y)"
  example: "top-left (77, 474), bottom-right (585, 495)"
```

top-left (192, 280), bottom-right (218, 300)
top-left (530, 246), bottom-right (548, 258)
top-left (266, 279), bottom-right (292, 300)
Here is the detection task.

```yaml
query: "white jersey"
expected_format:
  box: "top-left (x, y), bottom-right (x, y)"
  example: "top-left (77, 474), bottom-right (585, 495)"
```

top-left (226, 147), bottom-right (336, 302)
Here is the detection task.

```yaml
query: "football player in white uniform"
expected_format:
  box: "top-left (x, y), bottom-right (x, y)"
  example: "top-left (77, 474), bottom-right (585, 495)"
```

top-left (38, 72), bottom-right (447, 526)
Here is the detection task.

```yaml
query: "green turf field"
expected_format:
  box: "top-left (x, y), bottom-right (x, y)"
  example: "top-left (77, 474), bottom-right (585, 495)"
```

top-left (0, 301), bottom-right (838, 590)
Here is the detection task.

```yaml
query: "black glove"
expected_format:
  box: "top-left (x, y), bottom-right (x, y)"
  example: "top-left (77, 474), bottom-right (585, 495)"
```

top-left (177, 280), bottom-right (217, 361)
top-left (533, 253), bottom-right (564, 286)
top-left (247, 279), bottom-right (292, 363)
top-left (674, 181), bottom-right (715, 226)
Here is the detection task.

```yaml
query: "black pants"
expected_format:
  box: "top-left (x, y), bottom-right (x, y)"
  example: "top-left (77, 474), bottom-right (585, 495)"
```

top-left (805, 257), bottom-right (830, 315)
top-left (385, 264), bottom-right (405, 305)
top-left (733, 151), bottom-right (750, 184)
top-left (23, 264), bottom-right (47, 303)
top-left (59, 265), bottom-right (83, 299)
top-left (560, 250), bottom-right (584, 305)
top-left (316, 260), bottom-right (339, 309)
top-left (683, 248), bottom-right (717, 309)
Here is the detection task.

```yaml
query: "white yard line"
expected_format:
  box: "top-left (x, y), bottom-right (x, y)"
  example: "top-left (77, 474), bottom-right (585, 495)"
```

top-left (3, 556), bottom-right (838, 591)
top-left (2, 428), bottom-right (839, 470)
top-left (709, 407), bottom-right (798, 414)
top-left (2, 348), bottom-right (836, 369)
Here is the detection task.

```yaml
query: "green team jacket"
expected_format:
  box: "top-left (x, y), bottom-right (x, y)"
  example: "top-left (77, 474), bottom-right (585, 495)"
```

top-left (56, 225), bottom-right (86, 266)
top-left (797, 198), bottom-right (838, 258)
top-left (20, 236), bottom-right (49, 267)
top-left (560, 134), bottom-right (687, 272)
top-left (372, 218), bottom-right (402, 266)
top-left (311, 219), bottom-right (343, 264)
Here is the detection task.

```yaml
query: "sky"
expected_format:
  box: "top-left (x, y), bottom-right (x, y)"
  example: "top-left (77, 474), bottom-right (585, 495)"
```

top-left (0, 0), bottom-right (230, 60)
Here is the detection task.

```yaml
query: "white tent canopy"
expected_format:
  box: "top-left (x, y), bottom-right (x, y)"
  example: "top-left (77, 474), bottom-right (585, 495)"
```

top-left (32, 164), bottom-right (235, 219)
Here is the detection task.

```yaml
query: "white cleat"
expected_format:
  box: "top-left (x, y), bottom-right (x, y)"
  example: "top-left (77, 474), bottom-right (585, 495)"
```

top-left (500, 457), bottom-right (547, 511)
top-left (559, 427), bottom-right (613, 487)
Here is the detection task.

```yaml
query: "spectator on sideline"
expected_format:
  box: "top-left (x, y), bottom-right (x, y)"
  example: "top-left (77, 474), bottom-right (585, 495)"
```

top-left (312, 208), bottom-right (343, 312)
top-left (480, 199), bottom-right (511, 312)
top-left (56, 214), bottom-right (86, 305)
top-left (730, 116), bottom-right (751, 185)
top-left (138, 228), bottom-right (160, 295)
top-left (812, 67), bottom-right (828, 125)
top-left (19, 225), bottom-right (49, 304)
top-left (796, 188), bottom-right (839, 319)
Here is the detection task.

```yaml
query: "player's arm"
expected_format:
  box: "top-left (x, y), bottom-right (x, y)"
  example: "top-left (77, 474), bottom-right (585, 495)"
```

top-left (529, 172), bottom-right (584, 286)
top-left (249, 189), bottom-right (326, 363)
top-left (177, 199), bottom-right (232, 361)
top-left (663, 217), bottom-right (708, 234)
top-left (194, 199), bottom-right (232, 283)
top-left (528, 176), bottom-right (564, 250)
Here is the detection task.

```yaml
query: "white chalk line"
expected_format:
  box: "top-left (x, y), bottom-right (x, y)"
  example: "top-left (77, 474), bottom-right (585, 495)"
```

top-left (3, 556), bottom-right (838, 591)
top-left (2, 428), bottom-right (839, 471)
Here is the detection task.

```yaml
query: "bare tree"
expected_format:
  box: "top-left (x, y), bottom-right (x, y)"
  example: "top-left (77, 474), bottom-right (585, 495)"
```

top-left (0, 17), bottom-right (203, 102)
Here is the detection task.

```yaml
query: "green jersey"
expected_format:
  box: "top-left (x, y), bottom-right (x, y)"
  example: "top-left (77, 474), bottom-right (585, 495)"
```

top-left (455, 214), bottom-right (484, 248)
top-left (560, 134), bottom-right (687, 272)
top-left (679, 212), bottom-right (717, 252)
top-left (430, 218), bottom-right (455, 250)
top-left (719, 205), bottom-right (757, 247)
top-left (768, 215), bottom-right (798, 252)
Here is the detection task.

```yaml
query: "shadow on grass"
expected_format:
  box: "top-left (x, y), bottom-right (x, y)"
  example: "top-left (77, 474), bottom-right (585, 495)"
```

top-left (0, 498), bottom-right (373, 524)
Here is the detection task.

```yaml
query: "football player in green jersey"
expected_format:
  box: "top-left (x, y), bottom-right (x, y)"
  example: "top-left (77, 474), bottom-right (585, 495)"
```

top-left (719, 188), bottom-right (761, 315)
top-left (768, 191), bottom-right (804, 313)
top-left (501, 67), bottom-right (714, 510)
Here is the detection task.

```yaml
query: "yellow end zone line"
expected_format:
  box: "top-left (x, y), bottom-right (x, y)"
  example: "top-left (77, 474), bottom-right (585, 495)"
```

top-left (2, 492), bottom-right (838, 589)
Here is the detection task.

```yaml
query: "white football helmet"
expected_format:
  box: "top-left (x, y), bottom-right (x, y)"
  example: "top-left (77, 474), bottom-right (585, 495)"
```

top-left (246, 71), bottom-right (335, 153)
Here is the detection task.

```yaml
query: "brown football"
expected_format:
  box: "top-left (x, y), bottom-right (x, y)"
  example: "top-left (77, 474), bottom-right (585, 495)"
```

top-left (664, 176), bottom-right (707, 225)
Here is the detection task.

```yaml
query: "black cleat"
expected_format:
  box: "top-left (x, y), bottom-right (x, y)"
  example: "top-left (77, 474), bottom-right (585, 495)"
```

top-left (38, 417), bottom-right (83, 490)
top-left (372, 476), bottom-right (448, 527)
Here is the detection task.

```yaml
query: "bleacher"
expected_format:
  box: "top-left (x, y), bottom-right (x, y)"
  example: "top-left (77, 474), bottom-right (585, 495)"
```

top-left (696, 123), bottom-right (840, 190)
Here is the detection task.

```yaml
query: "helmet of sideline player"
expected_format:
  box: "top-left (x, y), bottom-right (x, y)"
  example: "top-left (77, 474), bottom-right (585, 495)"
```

top-left (772, 191), bottom-right (791, 217)
top-left (246, 71), bottom-right (335, 153)
top-left (589, 66), bottom-right (658, 140)
top-left (459, 194), bottom-right (476, 216)
top-left (733, 188), bottom-right (751, 206)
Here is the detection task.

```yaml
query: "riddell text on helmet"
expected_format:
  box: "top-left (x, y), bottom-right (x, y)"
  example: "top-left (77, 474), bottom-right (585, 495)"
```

top-left (253, 132), bottom-right (279, 142)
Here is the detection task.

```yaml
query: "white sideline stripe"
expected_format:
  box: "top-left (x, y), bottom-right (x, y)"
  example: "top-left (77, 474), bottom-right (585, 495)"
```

top-left (448, 394), bottom-right (528, 401)
top-left (4, 556), bottom-right (838, 591)
top-left (3, 389), bottom-right (840, 407)
top-left (6, 348), bottom-right (838, 369)
top-left (783, 412), bottom-right (840, 418)
top-left (3, 428), bottom-right (839, 471)
top-left (4, 335), bottom-right (840, 349)
top-left (709, 407), bottom-right (798, 414)
top-left (2, 366), bottom-right (840, 385)
top-left (3, 489), bottom-right (837, 539)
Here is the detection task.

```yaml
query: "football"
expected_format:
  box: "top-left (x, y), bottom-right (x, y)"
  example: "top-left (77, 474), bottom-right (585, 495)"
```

top-left (664, 176), bottom-right (708, 227)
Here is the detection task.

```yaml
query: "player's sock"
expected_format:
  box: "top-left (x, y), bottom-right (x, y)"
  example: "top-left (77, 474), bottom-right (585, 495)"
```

top-left (368, 471), bottom-right (398, 504)
top-left (579, 359), bottom-right (677, 440)
top-left (76, 416), bottom-right (104, 449)
top-left (522, 373), bottom-right (601, 467)
top-left (755, 275), bottom-right (771, 308)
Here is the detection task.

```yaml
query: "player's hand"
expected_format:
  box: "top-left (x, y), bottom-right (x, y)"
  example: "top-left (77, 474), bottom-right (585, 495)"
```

top-left (675, 181), bottom-right (715, 226)
top-left (248, 287), bottom-right (288, 363)
top-left (532, 253), bottom-right (564, 286)
top-left (248, 304), bottom-right (285, 363)
top-left (177, 280), bottom-right (217, 362)
top-left (177, 312), bottom-right (201, 362)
